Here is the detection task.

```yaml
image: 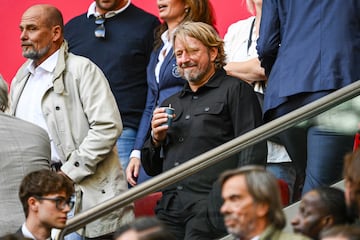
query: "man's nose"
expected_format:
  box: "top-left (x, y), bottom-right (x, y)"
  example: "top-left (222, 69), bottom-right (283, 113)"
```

top-left (20, 30), bottom-right (28, 41)
top-left (178, 52), bottom-right (190, 65)
top-left (220, 201), bottom-right (229, 214)
top-left (290, 216), bottom-right (299, 226)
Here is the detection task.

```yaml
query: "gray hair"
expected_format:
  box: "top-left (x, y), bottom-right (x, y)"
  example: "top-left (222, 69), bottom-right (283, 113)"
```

top-left (0, 75), bottom-right (8, 112)
top-left (220, 165), bottom-right (286, 230)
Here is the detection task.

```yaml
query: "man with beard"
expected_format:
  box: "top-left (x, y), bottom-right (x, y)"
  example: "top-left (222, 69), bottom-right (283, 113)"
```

top-left (10, 4), bottom-right (133, 239)
top-left (220, 166), bottom-right (309, 240)
top-left (141, 21), bottom-right (267, 239)
top-left (343, 149), bottom-right (360, 223)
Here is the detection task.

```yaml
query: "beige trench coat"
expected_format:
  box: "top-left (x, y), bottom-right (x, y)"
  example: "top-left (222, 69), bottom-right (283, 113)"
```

top-left (10, 41), bottom-right (134, 237)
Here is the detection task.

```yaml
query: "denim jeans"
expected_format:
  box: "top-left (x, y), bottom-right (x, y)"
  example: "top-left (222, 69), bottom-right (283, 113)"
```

top-left (116, 127), bottom-right (137, 172)
top-left (302, 126), bottom-right (353, 195)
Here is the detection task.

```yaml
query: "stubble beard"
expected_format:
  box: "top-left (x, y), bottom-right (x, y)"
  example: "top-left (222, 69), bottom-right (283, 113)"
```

top-left (181, 61), bottom-right (212, 84)
top-left (224, 214), bottom-right (257, 239)
top-left (23, 44), bottom-right (50, 60)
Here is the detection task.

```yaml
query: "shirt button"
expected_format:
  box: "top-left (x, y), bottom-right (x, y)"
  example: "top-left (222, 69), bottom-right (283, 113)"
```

top-left (101, 190), bottom-right (106, 194)
top-left (192, 95), bottom-right (198, 100)
top-left (185, 115), bottom-right (190, 120)
top-left (74, 162), bottom-right (80, 167)
top-left (204, 107), bottom-right (210, 112)
top-left (174, 162), bottom-right (180, 166)
top-left (177, 186), bottom-right (183, 190)
top-left (178, 137), bottom-right (184, 142)
top-left (55, 106), bottom-right (60, 110)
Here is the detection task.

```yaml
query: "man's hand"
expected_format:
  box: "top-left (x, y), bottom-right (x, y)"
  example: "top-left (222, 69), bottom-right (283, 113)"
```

top-left (126, 157), bottom-right (141, 186)
top-left (151, 107), bottom-right (171, 146)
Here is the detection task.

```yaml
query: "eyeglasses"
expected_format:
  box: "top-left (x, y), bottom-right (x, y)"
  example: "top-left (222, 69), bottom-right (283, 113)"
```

top-left (94, 15), bottom-right (106, 38)
top-left (35, 196), bottom-right (75, 211)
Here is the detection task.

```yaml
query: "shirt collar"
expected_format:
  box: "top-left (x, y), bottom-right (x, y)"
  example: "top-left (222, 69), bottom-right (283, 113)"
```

top-left (87, 0), bottom-right (131, 19)
top-left (22, 223), bottom-right (36, 239)
top-left (22, 223), bottom-right (52, 240)
top-left (161, 28), bottom-right (177, 45)
top-left (26, 50), bottom-right (60, 75)
top-left (180, 68), bottom-right (226, 97)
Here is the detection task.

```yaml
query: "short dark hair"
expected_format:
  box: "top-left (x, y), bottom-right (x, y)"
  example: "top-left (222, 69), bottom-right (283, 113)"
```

top-left (19, 169), bottom-right (74, 217)
top-left (315, 186), bottom-right (350, 224)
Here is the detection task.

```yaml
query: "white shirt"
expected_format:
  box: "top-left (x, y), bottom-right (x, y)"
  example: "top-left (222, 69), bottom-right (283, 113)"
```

top-left (15, 51), bottom-right (61, 162)
top-left (155, 30), bottom-right (174, 84)
top-left (87, 0), bottom-right (131, 18)
top-left (22, 223), bottom-right (52, 240)
top-left (224, 17), bottom-right (291, 163)
top-left (224, 16), bottom-right (257, 62)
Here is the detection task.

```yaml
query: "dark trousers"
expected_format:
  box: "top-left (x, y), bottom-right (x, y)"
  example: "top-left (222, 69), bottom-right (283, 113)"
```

top-left (156, 191), bottom-right (227, 240)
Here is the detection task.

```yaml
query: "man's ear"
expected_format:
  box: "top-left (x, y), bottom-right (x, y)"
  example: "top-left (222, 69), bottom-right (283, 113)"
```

top-left (28, 196), bottom-right (39, 212)
top-left (52, 25), bottom-right (62, 42)
top-left (210, 47), bottom-right (218, 62)
top-left (321, 215), bottom-right (334, 228)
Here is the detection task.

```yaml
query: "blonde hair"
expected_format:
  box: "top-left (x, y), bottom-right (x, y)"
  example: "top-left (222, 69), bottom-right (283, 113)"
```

top-left (173, 21), bottom-right (226, 70)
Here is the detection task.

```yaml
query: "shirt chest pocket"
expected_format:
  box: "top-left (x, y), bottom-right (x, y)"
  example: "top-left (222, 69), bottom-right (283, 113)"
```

top-left (191, 102), bottom-right (227, 135)
top-left (193, 102), bottom-right (225, 116)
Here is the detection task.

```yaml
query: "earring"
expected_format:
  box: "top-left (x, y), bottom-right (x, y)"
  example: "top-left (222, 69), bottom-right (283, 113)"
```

top-left (185, 8), bottom-right (189, 13)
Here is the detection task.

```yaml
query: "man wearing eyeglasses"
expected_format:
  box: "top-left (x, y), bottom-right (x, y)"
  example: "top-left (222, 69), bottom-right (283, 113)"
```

top-left (14, 169), bottom-right (74, 240)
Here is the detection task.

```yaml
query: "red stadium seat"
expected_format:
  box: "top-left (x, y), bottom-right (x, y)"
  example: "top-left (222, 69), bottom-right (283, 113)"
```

top-left (134, 192), bottom-right (162, 217)
top-left (277, 179), bottom-right (290, 206)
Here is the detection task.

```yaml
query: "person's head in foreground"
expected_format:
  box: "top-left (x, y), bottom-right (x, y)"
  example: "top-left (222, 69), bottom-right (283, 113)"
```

top-left (19, 169), bottom-right (74, 239)
top-left (343, 149), bottom-right (360, 221)
top-left (114, 216), bottom-right (175, 240)
top-left (291, 186), bottom-right (350, 239)
top-left (220, 165), bottom-right (286, 239)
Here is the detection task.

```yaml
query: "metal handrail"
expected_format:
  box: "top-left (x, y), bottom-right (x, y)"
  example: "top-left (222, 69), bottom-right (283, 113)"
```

top-left (57, 80), bottom-right (360, 239)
